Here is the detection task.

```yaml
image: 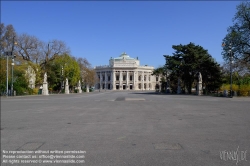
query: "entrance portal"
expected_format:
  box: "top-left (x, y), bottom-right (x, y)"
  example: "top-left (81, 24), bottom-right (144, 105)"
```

top-left (130, 84), bottom-right (133, 90)
top-left (116, 84), bottom-right (119, 90)
top-left (123, 84), bottom-right (126, 90)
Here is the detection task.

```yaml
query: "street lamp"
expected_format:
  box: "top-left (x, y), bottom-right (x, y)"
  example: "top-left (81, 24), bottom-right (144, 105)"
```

top-left (44, 42), bottom-right (52, 72)
top-left (229, 43), bottom-right (233, 98)
top-left (11, 38), bottom-right (17, 96)
top-left (222, 42), bottom-right (233, 98)
top-left (5, 36), bottom-right (16, 97)
top-left (61, 65), bottom-right (64, 93)
top-left (163, 55), bottom-right (170, 93)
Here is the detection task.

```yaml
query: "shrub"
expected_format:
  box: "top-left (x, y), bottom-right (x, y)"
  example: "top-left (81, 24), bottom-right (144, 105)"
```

top-left (239, 85), bottom-right (250, 96)
top-left (232, 84), bottom-right (239, 91)
top-left (220, 84), bottom-right (230, 91)
top-left (33, 88), bottom-right (39, 95)
top-left (220, 84), bottom-right (239, 91)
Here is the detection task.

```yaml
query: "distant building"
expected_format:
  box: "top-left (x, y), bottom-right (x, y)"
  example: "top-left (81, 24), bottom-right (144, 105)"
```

top-left (94, 52), bottom-right (162, 90)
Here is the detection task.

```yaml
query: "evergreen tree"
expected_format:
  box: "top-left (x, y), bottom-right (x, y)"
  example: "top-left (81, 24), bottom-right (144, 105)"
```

top-left (164, 42), bottom-right (223, 94)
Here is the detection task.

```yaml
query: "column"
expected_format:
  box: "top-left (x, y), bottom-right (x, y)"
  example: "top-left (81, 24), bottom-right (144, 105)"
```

top-left (147, 73), bottom-right (149, 90)
top-left (133, 71), bottom-right (136, 90)
top-left (105, 71), bottom-right (107, 90)
top-left (112, 70), bottom-right (115, 90)
top-left (119, 71), bottom-right (122, 90)
top-left (126, 71), bottom-right (129, 90)
top-left (142, 71), bottom-right (144, 90)
top-left (95, 72), bottom-right (98, 89)
top-left (100, 72), bottom-right (102, 90)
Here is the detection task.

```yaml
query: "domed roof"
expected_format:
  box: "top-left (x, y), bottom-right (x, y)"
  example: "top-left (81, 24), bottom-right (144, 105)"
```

top-left (113, 52), bottom-right (136, 60)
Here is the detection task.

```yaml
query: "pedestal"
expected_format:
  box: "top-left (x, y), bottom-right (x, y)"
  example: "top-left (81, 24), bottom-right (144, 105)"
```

top-left (177, 86), bottom-right (181, 94)
top-left (65, 85), bottom-right (69, 94)
top-left (78, 86), bottom-right (82, 93)
top-left (197, 82), bottom-right (202, 95)
top-left (42, 82), bottom-right (49, 95)
top-left (86, 85), bottom-right (89, 93)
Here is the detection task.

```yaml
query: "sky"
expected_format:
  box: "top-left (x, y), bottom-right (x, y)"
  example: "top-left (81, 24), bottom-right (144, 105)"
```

top-left (1, 1), bottom-right (241, 68)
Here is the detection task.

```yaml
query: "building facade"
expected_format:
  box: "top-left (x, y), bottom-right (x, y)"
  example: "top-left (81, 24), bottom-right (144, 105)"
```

top-left (94, 52), bottom-right (161, 90)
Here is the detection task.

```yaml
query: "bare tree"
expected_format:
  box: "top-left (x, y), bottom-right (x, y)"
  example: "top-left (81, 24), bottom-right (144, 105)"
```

top-left (15, 33), bottom-right (43, 63)
top-left (77, 57), bottom-right (96, 91)
top-left (40, 40), bottom-right (70, 70)
top-left (0, 23), bottom-right (17, 55)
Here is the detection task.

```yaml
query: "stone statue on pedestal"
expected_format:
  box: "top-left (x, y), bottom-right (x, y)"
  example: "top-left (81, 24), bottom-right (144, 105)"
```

top-left (65, 78), bottom-right (69, 94)
top-left (86, 84), bottom-right (89, 93)
top-left (42, 72), bottom-right (49, 95)
top-left (44, 72), bottom-right (47, 83)
top-left (78, 80), bottom-right (82, 93)
top-left (197, 72), bottom-right (203, 96)
top-left (198, 72), bottom-right (202, 82)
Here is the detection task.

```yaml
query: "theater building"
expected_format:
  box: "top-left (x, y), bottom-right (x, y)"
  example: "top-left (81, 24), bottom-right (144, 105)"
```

top-left (94, 52), bottom-right (161, 90)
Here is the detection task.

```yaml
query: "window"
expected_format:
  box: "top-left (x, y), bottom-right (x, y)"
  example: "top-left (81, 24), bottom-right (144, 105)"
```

top-left (138, 76), bottom-right (141, 81)
top-left (123, 75), bottom-right (126, 81)
top-left (149, 76), bottom-right (151, 81)
top-left (116, 76), bottom-right (119, 81)
top-left (144, 76), bottom-right (146, 81)
top-left (156, 77), bottom-right (159, 81)
top-left (103, 76), bottom-right (105, 81)
top-left (108, 76), bottom-right (110, 81)
top-left (130, 75), bottom-right (133, 81)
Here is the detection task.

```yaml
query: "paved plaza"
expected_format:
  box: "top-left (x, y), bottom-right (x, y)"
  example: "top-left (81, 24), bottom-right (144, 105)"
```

top-left (1, 91), bottom-right (250, 166)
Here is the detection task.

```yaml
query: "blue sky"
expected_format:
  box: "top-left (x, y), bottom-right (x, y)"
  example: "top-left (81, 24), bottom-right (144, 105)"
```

top-left (1, 1), bottom-right (240, 68)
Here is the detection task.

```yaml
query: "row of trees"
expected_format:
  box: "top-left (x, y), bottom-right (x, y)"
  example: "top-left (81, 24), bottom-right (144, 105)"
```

top-left (152, 2), bottom-right (250, 96)
top-left (0, 23), bottom-right (96, 95)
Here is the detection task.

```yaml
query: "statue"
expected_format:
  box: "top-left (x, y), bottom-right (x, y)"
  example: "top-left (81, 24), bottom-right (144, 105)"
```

top-left (66, 78), bottom-right (68, 85)
top-left (198, 72), bottom-right (202, 82)
top-left (78, 80), bottom-right (82, 93)
top-left (44, 72), bottom-right (47, 83)
top-left (197, 72), bottom-right (202, 95)
top-left (42, 72), bottom-right (49, 95)
top-left (65, 78), bottom-right (69, 94)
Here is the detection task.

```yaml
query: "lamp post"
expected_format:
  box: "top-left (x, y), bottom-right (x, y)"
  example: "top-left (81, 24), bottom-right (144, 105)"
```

top-left (229, 43), bottom-right (233, 98)
top-left (5, 36), bottom-right (16, 97)
top-left (6, 52), bottom-right (9, 96)
top-left (61, 66), bottom-right (64, 93)
top-left (44, 42), bottom-right (52, 72)
top-left (11, 37), bottom-right (17, 96)
top-left (222, 42), bottom-right (233, 98)
top-left (11, 58), bottom-right (14, 95)
top-left (163, 55), bottom-right (170, 93)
